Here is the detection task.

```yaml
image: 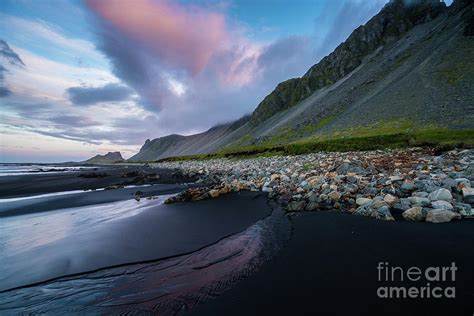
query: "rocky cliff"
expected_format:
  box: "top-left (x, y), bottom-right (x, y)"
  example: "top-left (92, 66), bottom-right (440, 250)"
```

top-left (249, 0), bottom-right (447, 125)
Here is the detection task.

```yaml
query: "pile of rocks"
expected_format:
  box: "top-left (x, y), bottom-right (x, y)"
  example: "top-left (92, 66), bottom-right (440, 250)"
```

top-left (155, 148), bottom-right (474, 223)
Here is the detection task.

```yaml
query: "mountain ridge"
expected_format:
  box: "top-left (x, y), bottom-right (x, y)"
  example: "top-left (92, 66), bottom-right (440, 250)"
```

top-left (130, 0), bottom-right (474, 161)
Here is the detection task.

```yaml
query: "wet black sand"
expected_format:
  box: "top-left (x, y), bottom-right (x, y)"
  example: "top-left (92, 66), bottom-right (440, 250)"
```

top-left (0, 165), bottom-right (190, 199)
top-left (0, 183), bottom-right (189, 217)
top-left (0, 191), bottom-right (271, 292)
top-left (189, 212), bottom-right (474, 316)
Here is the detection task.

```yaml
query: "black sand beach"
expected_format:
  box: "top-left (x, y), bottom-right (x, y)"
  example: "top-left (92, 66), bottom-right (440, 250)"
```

top-left (0, 165), bottom-right (190, 199)
top-left (1, 165), bottom-right (474, 315)
top-left (0, 191), bottom-right (271, 292)
top-left (190, 212), bottom-right (474, 316)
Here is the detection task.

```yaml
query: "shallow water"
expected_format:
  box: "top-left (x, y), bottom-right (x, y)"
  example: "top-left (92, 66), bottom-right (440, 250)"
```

top-left (0, 196), bottom-right (169, 256)
top-left (0, 165), bottom-right (96, 177)
top-left (0, 201), bottom-right (290, 314)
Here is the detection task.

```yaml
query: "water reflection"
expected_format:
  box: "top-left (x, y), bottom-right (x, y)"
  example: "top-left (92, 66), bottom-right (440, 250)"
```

top-left (0, 196), bottom-right (170, 256)
top-left (0, 203), bottom-right (290, 314)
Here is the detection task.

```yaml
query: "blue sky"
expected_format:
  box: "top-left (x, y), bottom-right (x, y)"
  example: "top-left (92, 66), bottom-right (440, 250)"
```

top-left (0, 0), bottom-right (420, 162)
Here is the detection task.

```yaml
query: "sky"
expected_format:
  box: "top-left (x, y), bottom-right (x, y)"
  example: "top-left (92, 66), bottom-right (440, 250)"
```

top-left (0, 0), bottom-right (442, 163)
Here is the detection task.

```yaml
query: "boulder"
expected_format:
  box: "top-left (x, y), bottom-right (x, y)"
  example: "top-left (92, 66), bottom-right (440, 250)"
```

top-left (400, 182), bottom-right (415, 192)
top-left (209, 189), bottom-right (220, 198)
top-left (428, 188), bottom-right (453, 201)
top-left (462, 187), bottom-right (474, 204)
top-left (356, 197), bottom-right (372, 206)
top-left (306, 202), bottom-right (320, 211)
top-left (402, 207), bottom-right (425, 221)
top-left (306, 176), bottom-right (320, 187)
top-left (408, 196), bottom-right (431, 207)
top-left (328, 191), bottom-right (342, 201)
top-left (383, 194), bottom-right (399, 206)
top-left (425, 209), bottom-right (461, 223)
top-left (454, 203), bottom-right (473, 217)
top-left (354, 204), bottom-right (372, 217)
top-left (393, 198), bottom-right (411, 211)
top-left (287, 201), bottom-right (306, 212)
top-left (371, 206), bottom-right (395, 221)
top-left (431, 200), bottom-right (453, 210)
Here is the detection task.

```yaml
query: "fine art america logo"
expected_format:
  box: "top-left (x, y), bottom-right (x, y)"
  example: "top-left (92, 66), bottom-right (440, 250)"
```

top-left (377, 262), bottom-right (457, 299)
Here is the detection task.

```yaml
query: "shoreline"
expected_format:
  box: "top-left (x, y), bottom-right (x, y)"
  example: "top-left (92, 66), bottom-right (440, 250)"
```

top-left (1, 147), bottom-right (473, 314)
top-left (156, 147), bottom-right (474, 224)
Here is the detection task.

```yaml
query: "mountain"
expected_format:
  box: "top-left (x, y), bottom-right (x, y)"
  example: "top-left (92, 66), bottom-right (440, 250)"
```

top-left (129, 115), bottom-right (249, 161)
top-left (131, 0), bottom-right (474, 161)
top-left (84, 152), bottom-right (124, 164)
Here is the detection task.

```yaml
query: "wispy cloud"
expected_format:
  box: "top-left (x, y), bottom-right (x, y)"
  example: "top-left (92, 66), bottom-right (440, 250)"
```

top-left (67, 83), bottom-right (134, 106)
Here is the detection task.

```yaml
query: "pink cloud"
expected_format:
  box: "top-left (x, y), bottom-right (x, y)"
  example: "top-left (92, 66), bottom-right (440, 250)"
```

top-left (86, 0), bottom-right (227, 75)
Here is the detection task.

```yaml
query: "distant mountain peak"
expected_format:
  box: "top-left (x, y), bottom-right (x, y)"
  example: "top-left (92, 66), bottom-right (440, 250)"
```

top-left (84, 151), bottom-right (124, 164)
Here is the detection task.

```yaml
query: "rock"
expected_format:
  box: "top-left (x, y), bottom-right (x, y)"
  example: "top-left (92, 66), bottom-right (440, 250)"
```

top-left (306, 202), bottom-right (320, 211)
top-left (354, 204), bottom-right (372, 216)
top-left (454, 203), bottom-right (473, 217)
top-left (270, 173), bottom-right (280, 181)
top-left (428, 188), bottom-right (453, 201)
top-left (393, 198), bottom-right (411, 211)
top-left (209, 189), bottom-right (220, 198)
top-left (336, 162), bottom-right (367, 175)
top-left (306, 176), bottom-right (320, 187)
top-left (462, 187), bottom-right (474, 204)
top-left (431, 200), bottom-right (453, 210)
top-left (356, 198), bottom-right (372, 206)
top-left (412, 191), bottom-right (429, 198)
top-left (300, 180), bottom-right (310, 190)
top-left (371, 206), bottom-right (395, 221)
top-left (425, 209), bottom-right (461, 223)
top-left (262, 186), bottom-right (273, 193)
top-left (389, 175), bottom-right (404, 182)
top-left (219, 184), bottom-right (231, 195)
top-left (402, 207), bottom-right (425, 221)
top-left (293, 194), bottom-right (303, 200)
top-left (308, 193), bottom-right (321, 203)
top-left (328, 191), bottom-right (342, 201)
top-left (287, 201), bottom-right (306, 212)
top-left (371, 200), bottom-right (388, 210)
top-left (383, 194), bottom-right (399, 206)
top-left (400, 182), bottom-right (415, 192)
top-left (408, 196), bottom-right (431, 207)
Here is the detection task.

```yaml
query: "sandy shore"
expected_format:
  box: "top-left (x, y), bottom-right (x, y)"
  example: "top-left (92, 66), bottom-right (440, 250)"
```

top-left (0, 191), bottom-right (271, 292)
top-left (189, 211), bottom-right (474, 316)
top-left (0, 165), bottom-right (191, 199)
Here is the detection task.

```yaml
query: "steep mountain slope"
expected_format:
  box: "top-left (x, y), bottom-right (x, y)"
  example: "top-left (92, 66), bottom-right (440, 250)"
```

top-left (131, 0), bottom-right (474, 161)
top-left (84, 152), bottom-right (124, 164)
